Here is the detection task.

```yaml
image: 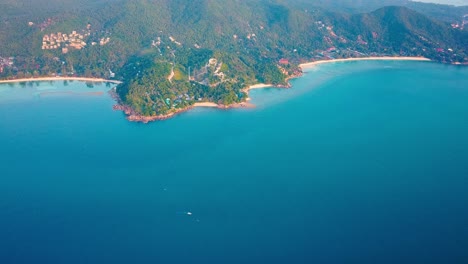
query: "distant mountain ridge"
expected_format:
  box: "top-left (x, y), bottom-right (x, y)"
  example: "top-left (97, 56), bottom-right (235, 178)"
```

top-left (289, 0), bottom-right (468, 22)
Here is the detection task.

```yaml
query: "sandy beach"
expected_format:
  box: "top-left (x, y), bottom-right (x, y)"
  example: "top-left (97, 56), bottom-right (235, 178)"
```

top-left (236, 56), bottom-right (431, 105)
top-left (300, 56), bottom-right (431, 69)
top-left (193, 102), bottom-right (219, 108)
top-left (0, 76), bottom-right (122, 84)
top-left (245, 83), bottom-right (272, 91)
top-left (193, 101), bottom-right (255, 109)
top-left (241, 83), bottom-right (275, 101)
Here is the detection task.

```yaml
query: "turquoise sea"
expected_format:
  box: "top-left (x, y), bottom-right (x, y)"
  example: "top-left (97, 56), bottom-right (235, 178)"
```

top-left (1, 61), bottom-right (467, 263)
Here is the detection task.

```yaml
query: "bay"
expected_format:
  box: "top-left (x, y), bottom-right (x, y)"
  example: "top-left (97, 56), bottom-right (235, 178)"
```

top-left (1, 61), bottom-right (467, 264)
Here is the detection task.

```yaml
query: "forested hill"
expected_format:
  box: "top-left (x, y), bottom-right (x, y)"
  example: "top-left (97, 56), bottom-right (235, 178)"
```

top-left (0, 0), bottom-right (467, 118)
top-left (289, 0), bottom-right (468, 22)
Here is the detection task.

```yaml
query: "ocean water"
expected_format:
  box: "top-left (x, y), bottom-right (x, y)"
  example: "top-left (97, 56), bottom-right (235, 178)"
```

top-left (0, 61), bottom-right (467, 264)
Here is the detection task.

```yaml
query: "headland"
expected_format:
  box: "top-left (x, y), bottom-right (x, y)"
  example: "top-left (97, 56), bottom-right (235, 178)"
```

top-left (113, 56), bottom-right (433, 123)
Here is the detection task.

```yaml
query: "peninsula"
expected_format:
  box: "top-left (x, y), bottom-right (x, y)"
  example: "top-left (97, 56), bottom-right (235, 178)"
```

top-left (112, 56), bottom-right (432, 123)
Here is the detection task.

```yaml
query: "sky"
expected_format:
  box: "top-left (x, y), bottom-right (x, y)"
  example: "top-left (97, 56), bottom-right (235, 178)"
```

top-left (413, 0), bottom-right (468, 5)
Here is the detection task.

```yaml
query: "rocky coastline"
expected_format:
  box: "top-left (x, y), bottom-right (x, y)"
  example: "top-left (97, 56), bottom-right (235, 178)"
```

top-left (112, 101), bottom-right (256, 123)
top-left (110, 88), bottom-right (256, 123)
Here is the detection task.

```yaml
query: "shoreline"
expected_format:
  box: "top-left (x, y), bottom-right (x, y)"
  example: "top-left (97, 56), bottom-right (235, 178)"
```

top-left (114, 101), bottom-right (256, 123)
top-left (244, 83), bottom-right (273, 92)
top-left (1, 56), bottom-right (434, 123)
top-left (116, 56), bottom-right (434, 123)
top-left (111, 88), bottom-right (255, 123)
top-left (0, 76), bottom-right (122, 84)
top-left (242, 83), bottom-right (275, 101)
top-left (299, 56), bottom-right (431, 69)
top-left (192, 102), bottom-right (219, 108)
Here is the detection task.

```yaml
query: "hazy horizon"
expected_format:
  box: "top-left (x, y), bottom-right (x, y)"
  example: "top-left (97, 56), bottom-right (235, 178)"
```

top-left (413, 0), bottom-right (468, 6)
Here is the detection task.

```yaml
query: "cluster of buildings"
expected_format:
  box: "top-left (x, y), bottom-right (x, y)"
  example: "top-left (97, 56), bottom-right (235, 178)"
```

top-left (208, 58), bottom-right (226, 82)
top-left (189, 58), bottom-right (228, 87)
top-left (316, 21), bottom-right (348, 44)
top-left (232, 33), bottom-right (257, 41)
top-left (279, 58), bottom-right (289, 65)
top-left (173, 93), bottom-right (195, 107)
top-left (246, 33), bottom-right (256, 40)
top-left (357, 35), bottom-right (368, 45)
top-left (97, 37), bottom-right (111, 46)
top-left (41, 29), bottom-right (111, 54)
top-left (152, 37), bottom-right (162, 47)
top-left (42, 31), bottom-right (89, 53)
top-left (90, 37), bottom-right (111, 47)
top-left (169, 36), bottom-right (182, 46)
top-left (0, 57), bottom-right (14, 73)
top-left (37, 18), bottom-right (55, 32)
top-left (451, 14), bottom-right (468, 30)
